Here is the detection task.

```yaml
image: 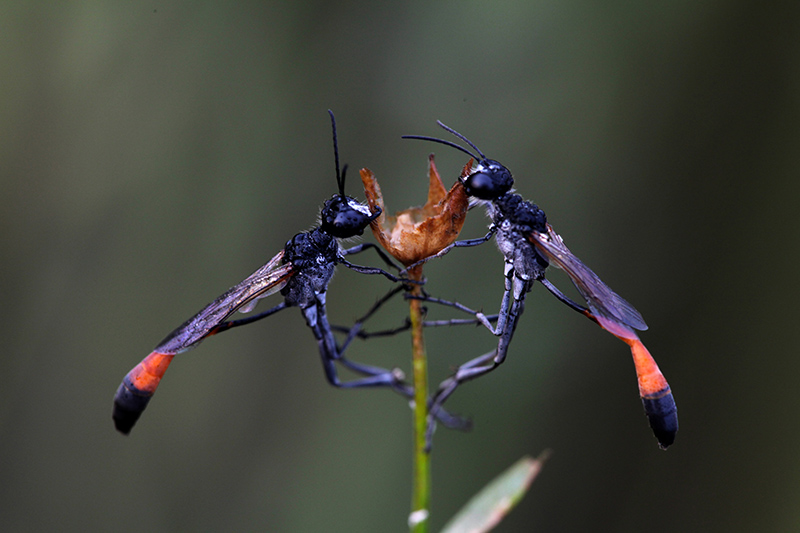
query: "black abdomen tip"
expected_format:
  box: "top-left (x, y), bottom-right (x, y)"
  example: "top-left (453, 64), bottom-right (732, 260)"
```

top-left (642, 392), bottom-right (678, 449)
top-left (112, 380), bottom-right (152, 435)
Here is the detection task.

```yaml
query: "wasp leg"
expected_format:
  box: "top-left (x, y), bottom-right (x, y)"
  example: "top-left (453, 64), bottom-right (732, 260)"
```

top-left (424, 274), bottom-right (532, 451)
top-left (339, 257), bottom-right (422, 285)
top-left (342, 242), bottom-right (403, 272)
top-left (303, 292), bottom-right (470, 430)
top-left (399, 227), bottom-right (497, 275)
top-left (409, 261), bottom-right (518, 338)
top-left (205, 301), bottom-right (289, 337)
top-left (337, 285), bottom-right (406, 353)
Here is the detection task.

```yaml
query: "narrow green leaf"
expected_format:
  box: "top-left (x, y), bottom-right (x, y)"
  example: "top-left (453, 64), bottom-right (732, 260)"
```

top-left (440, 452), bottom-right (548, 533)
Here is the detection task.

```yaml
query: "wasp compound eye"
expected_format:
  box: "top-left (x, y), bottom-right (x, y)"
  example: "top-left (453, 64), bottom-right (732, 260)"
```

top-left (463, 160), bottom-right (514, 200)
top-left (320, 195), bottom-right (373, 238)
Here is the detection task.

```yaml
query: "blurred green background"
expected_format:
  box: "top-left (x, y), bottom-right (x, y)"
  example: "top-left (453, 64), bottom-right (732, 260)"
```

top-left (2, 2), bottom-right (798, 531)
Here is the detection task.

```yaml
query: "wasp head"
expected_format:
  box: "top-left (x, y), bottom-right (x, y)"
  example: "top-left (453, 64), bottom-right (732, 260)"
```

top-left (320, 194), bottom-right (380, 239)
top-left (403, 121), bottom-right (514, 201)
top-left (321, 109), bottom-right (382, 238)
top-left (462, 158), bottom-right (514, 200)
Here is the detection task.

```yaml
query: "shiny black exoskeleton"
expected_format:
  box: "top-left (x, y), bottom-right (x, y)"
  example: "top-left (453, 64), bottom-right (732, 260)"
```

top-left (488, 193), bottom-right (549, 281)
top-left (460, 159), bottom-right (514, 200)
top-left (319, 194), bottom-right (376, 238)
top-left (280, 193), bottom-right (378, 309)
top-left (404, 121), bottom-right (676, 451)
top-left (113, 111), bottom-right (470, 435)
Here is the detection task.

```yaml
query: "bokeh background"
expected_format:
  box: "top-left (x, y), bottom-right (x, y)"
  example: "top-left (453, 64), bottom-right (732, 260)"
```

top-left (2, 2), bottom-right (798, 531)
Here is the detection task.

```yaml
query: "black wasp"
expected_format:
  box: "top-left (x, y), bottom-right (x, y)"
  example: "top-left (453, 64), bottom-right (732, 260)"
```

top-left (403, 122), bottom-right (678, 450)
top-left (112, 111), bottom-right (465, 435)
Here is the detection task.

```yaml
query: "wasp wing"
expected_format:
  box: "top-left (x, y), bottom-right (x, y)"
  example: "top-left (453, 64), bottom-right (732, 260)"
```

top-left (113, 251), bottom-right (294, 434)
top-left (530, 226), bottom-right (677, 448)
top-left (155, 250), bottom-right (295, 354)
top-left (529, 225), bottom-right (647, 333)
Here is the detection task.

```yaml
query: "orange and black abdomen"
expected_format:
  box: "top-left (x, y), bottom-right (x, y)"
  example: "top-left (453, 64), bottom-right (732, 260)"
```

top-left (628, 337), bottom-right (678, 449)
top-left (113, 351), bottom-right (175, 434)
top-left (583, 311), bottom-right (678, 449)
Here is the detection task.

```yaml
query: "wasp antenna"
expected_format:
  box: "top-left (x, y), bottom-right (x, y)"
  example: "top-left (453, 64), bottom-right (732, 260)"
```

top-left (340, 164), bottom-right (348, 194)
top-left (328, 109), bottom-right (346, 197)
top-left (435, 120), bottom-right (487, 160)
top-left (401, 134), bottom-right (481, 161)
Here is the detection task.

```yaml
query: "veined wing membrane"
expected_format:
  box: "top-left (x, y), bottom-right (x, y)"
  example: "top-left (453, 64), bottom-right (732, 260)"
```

top-left (156, 250), bottom-right (294, 355)
top-left (529, 225), bottom-right (647, 333)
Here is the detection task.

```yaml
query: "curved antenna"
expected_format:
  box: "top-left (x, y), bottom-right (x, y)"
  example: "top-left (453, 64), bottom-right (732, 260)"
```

top-left (435, 120), bottom-right (487, 160)
top-left (328, 109), bottom-right (346, 197)
top-left (401, 134), bottom-right (480, 161)
top-left (402, 120), bottom-right (487, 162)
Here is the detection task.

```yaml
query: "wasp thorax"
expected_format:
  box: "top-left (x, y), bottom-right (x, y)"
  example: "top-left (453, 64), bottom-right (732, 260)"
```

top-left (493, 193), bottom-right (547, 233)
top-left (463, 160), bottom-right (514, 200)
top-left (320, 195), bottom-right (375, 238)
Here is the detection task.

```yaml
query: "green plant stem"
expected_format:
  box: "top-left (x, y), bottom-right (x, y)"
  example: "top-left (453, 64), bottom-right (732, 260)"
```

top-left (408, 265), bottom-right (430, 533)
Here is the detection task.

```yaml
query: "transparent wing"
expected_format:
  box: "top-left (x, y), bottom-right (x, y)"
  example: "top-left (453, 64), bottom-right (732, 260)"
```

top-left (529, 225), bottom-right (647, 332)
top-left (155, 250), bottom-right (295, 354)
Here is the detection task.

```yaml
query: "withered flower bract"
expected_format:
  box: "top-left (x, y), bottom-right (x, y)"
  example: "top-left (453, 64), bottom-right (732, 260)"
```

top-left (359, 155), bottom-right (470, 267)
